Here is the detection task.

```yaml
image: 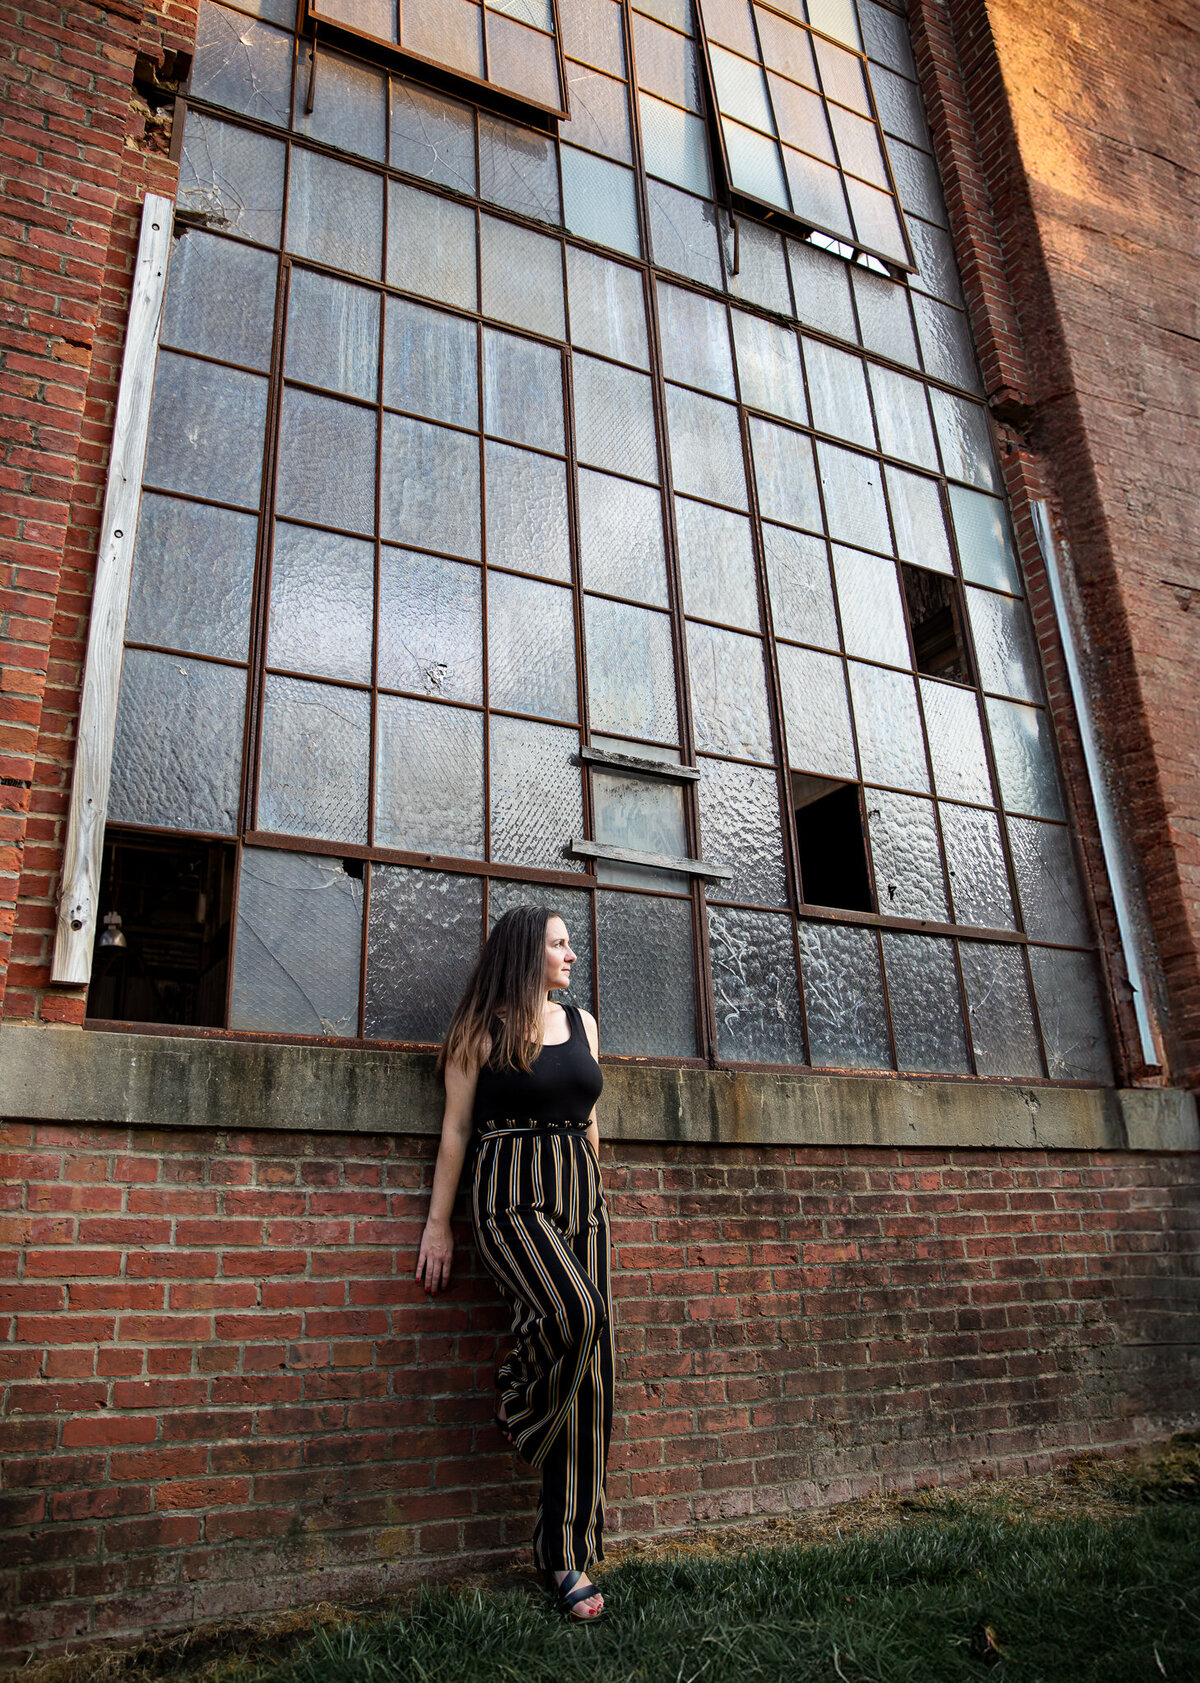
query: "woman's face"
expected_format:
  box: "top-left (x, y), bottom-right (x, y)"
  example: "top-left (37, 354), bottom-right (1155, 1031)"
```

top-left (544, 916), bottom-right (576, 993)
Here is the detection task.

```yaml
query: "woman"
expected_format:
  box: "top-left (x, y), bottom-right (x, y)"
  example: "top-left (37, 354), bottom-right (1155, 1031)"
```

top-left (415, 906), bottom-right (612, 1624)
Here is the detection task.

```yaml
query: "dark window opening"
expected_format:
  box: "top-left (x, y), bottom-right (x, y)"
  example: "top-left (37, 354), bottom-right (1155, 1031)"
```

top-left (793, 774), bottom-right (874, 914)
top-left (901, 564), bottom-right (971, 683)
top-left (87, 833), bottom-right (236, 1027)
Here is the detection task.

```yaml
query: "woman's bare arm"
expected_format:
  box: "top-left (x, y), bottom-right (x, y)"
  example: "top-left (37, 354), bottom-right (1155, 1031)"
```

top-left (581, 1008), bottom-right (601, 1158)
top-left (415, 1056), bottom-right (478, 1295)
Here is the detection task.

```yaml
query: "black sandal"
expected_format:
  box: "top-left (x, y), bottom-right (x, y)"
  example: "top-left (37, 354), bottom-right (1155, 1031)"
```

top-left (544, 1569), bottom-right (606, 1624)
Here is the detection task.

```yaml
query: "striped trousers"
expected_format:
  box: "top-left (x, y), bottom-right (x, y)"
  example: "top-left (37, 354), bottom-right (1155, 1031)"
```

top-left (470, 1123), bottom-right (614, 1574)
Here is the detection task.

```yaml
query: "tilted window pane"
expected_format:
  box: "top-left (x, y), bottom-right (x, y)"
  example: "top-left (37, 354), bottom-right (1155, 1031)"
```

top-left (817, 442), bottom-right (892, 555)
top-left (127, 495), bottom-right (256, 663)
top-left (808, 0), bottom-right (862, 51)
top-left (930, 390), bottom-right (999, 492)
top-left (639, 92), bottom-right (712, 196)
top-left (831, 547), bottom-right (909, 667)
top-left (485, 10), bottom-right (561, 110)
top-left (597, 890), bottom-right (697, 1056)
top-left (258, 674), bottom-right (370, 843)
top-left (482, 328), bottom-right (564, 453)
top-left (380, 412), bottom-right (481, 559)
top-left (966, 588), bottom-right (1043, 703)
top-left (845, 177), bottom-right (908, 266)
top-left (798, 920), bottom-right (891, 1069)
top-left (385, 297), bottom-right (477, 427)
top-left (485, 442), bottom-right (571, 580)
top-left (1028, 946), bottom-right (1113, 1085)
top-left (478, 114), bottom-right (562, 224)
top-left (958, 939), bottom-right (1044, 1079)
top-left (561, 148), bottom-right (642, 258)
top-left (657, 282), bottom-right (736, 397)
top-left (647, 179), bottom-right (724, 290)
top-left (365, 866), bottom-right (483, 1042)
top-left (803, 339), bottom-right (874, 450)
top-left (709, 42), bottom-right (774, 131)
top-left (1008, 817), bottom-right (1092, 947)
top-left (724, 122), bottom-right (791, 213)
top-left (374, 694), bottom-right (485, 857)
top-left (191, 1), bottom-right (293, 126)
top-left (730, 309), bottom-right (807, 424)
top-left (921, 677), bottom-right (994, 806)
top-left (984, 697), bottom-right (1065, 820)
top-left (267, 524), bottom-right (374, 684)
top-left (675, 497), bottom-right (760, 630)
top-left (828, 104), bottom-right (888, 189)
top-left (489, 714), bottom-right (584, 869)
top-left (479, 214), bottom-right (566, 337)
top-left (145, 352), bottom-right (268, 510)
top-left (866, 790), bottom-right (947, 921)
top-left (230, 849), bottom-right (362, 1037)
top-left (885, 465), bottom-right (953, 574)
top-left (949, 485), bottom-right (1022, 594)
top-left (276, 387), bottom-right (377, 536)
top-left (575, 469), bottom-right (669, 604)
top-left (868, 364), bottom-right (938, 470)
top-left (634, 11), bottom-right (702, 109)
top-left (762, 523), bottom-right (839, 649)
top-left (585, 597), bottom-right (679, 742)
top-left (754, 8), bottom-right (818, 88)
top-left (749, 416), bottom-right (821, 530)
top-left (389, 79), bottom-right (477, 193)
top-left (287, 268), bottom-right (381, 403)
top-left (665, 385), bottom-right (748, 509)
top-left (702, 0), bottom-right (758, 56)
top-left (697, 756), bottom-right (787, 905)
top-left (559, 0), bottom-right (625, 75)
top-left (573, 353), bottom-right (660, 483)
top-left (402, 0), bottom-right (484, 79)
top-left (770, 75), bottom-right (835, 163)
top-left (286, 148), bottom-right (383, 279)
top-left (783, 148), bottom-right (853, 239)
top-left (777, 643), bottom-right (857, 780)
top-left (110, 650), bottom-right (245, 836)
top-left (295, 45), bottom-right (387, 161)
top-left (561, 63), bottom-right (633, 161)
top-left (881, 932), bottom-right (970, 1074)
top-left (709, 905), bottom-right (805, 1063)
top-left (177, 111), bottom-right (286, 248)
top-left (687, 621), bottom-right (773, 759)
top-left (848, 661), bottom-right (929, 792)
top-left (377, 547), bottom-right (483, 703)
top-left (488, 572), bottom-right (578, 722)
top-left (940, 802), bottom-right (1016, 930)
top-left (161, 230), bottom-right (277, 371)
top-left (387, 182), bottom-right (477, 310)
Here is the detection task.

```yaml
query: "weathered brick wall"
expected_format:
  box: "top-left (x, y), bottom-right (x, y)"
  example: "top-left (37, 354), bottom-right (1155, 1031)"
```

top-left (2, 1123), bottom-right (1197, 1662)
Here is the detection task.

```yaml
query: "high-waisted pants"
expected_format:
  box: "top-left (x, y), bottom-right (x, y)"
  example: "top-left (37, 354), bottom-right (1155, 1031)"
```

top-left (470, 1123), bottom-right (614, 1574)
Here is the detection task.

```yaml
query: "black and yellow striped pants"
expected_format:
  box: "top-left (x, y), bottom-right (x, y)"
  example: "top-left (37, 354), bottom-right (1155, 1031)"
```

top-left (471, 1122), bottom-right (614, 1574)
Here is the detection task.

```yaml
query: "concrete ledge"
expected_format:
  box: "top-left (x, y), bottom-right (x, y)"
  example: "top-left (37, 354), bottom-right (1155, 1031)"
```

top-left (0, 1024), bottom-right (1195, 1152)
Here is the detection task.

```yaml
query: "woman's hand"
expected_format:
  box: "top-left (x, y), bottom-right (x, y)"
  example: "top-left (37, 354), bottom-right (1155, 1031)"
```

top-left (416, 1219), bottom-right (454, 1294)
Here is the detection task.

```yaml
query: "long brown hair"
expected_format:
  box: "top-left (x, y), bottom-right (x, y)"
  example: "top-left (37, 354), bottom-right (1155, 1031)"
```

top-left (439, 905), bottom-right (563, 1076)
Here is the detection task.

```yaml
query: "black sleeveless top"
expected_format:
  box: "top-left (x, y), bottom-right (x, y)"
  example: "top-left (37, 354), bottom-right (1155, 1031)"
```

top-left (472, 1001), bottom-right (603, 1132)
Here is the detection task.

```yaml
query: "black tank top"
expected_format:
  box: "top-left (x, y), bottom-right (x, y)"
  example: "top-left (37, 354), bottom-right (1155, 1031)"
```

top-left (472, 1001), bottom-right (603, 1131)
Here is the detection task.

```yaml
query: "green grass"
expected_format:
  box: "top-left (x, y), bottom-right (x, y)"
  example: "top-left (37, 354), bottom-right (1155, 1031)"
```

top-left (218, 1507), bottom-right (1200, 1683)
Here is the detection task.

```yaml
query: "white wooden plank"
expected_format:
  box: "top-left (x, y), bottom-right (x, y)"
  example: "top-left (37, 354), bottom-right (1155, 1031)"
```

top-left (52, 194), bottom-right (175, 986)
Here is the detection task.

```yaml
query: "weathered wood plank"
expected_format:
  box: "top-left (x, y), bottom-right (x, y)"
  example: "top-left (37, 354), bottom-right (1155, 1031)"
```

top-left (51, 194), bottom-right (175, 987)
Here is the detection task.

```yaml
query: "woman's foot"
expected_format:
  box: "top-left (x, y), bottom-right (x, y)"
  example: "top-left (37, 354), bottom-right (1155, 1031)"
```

top-left (548, 1568), bottom-right (604, 1621)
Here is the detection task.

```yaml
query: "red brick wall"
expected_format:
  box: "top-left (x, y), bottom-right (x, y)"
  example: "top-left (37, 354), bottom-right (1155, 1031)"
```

top-left (2, 1122), bottom-right (1197, 1662)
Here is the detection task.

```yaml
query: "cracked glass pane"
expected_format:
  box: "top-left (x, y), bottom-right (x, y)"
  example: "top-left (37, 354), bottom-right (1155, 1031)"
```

top-left (647, 179), bottom-right (723, 290)
top-left (866, 790), bottom-right (947, 921)
top-left (379, 412), bottom-right (481, 559)
top-left (848, 662), bottom-right (929, 793)
top-left (110, 650), bottom-right (245, 836)
top-left (561, 148), bottom-right (641, 259)
top-left (573, 354), bottom-right (659, 482)
top-left (389, 78), bottom-right (476, 192)
top-left (709, 905), bottom-right (804, 1063)
top-left (386, 181), bottom-right (477, 310)
top-left (675, 498), bottom-right (759, 631)
top-left (882, 932), bottom-right (971, 1074)
top-left (295, 44), bottom-right (386, 161)
top-left (374, 694), bottom-right (484, 857)
top-left (276, 386), bottom-right (377, 536)
top-left (966, 588), bottom-right (1043, 703)
top-left (657, 282), bottom-right (735, 397)
top-left (561, 63), bottom-right (632, 161)
top-left (576, 469), bottom-right (668, 605)
top-left (191, 1), bottom-right (293, 127)
top-left (585, 597), bottom-right (679, 743)
top-left (832, 547), bottom-right (909, 668)
top-left (984, 698), bottom-right (1065, 820)
top-left (162, 229), bottom-right (277, 371)
top-left (177, 111), bottom-right (286, 247)
top-left (1028, 946), bottom-right (1113, 1084)
top-left (377, 547), bottom-right (482, 703)
top-left (1008, 817), bottom-right (1091, 946)
top-left (485, 442), bottom-right (571, 581)
top-left (489, 878), bottom-right (595, 1012)
top-left (776, 644), bottom-right (857, 780)
top-left (384, 297), bottom-right (477, 428)
top-left (798, 920), bottom-right (891, 1069)
top-left (127, 495), bottom-right (256, 663)
top-left (483, 328), bottom-right (564, 452)
top-left (230, 849), bottom-right (362, 1038)
top-left (489, 714), bottom-right (584, 870)
top-left (958, 940), bottom-right (1043, 1079)
top-left (286, 147), bottom-right (383, 278)
top-left (488, 572), bottom-right (578, 722)
top-left (749, 417), bottom-right (821, 531)
top-left (762, 524), bottom-right (838, 649)
top-left (697, 756), bottom-right (787, 905)
top-left (479, 114), bottom-right (561, 224)
top-left (665, 385), bottom-right (747, 510)
top-left (597, 890), bottom-right (696, 1056)
top-left (286, 268), bottom-right (380, 402)
top-left (480, 214), bottom-right (565, 336)
top-left (266, 523), bottom-right (374, 685)
top-left (566, 247), bottom-right (649, 368)
top-left (144, 351), bottom-right (268, 510)
top-left (921, 678), bottom-right (994, 806)
top-left (258, 673), bottom-right (370, 843)
top-left (940, 802), bottom-right (1016, 930)
top-left (365, 866), bottom-right (483, 1042)
top-left (686, 621), bottom-right (772, 759)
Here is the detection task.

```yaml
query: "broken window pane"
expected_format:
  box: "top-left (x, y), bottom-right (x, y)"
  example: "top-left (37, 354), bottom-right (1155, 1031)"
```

top-left (389, 78), bottom-right (476, 193)
top-left (258, 674), bottom-right (370, 844)
top-left (127, 495), bottom-right (256, 663)
top-left (798, 920), bottom-right (891, 1069)
top-left (647, 179), bottom-right (723, 290)
top-left (957, 940), bottom-right (1043, 1078)
top-left (190, 1), bottom-right (293, 127)
top-left (377, 547), bottom-right (483, 703)
top-left (374, 694), bottom-right (484, 858)
top-left (900, 565), bottom-right (969, 683)
top-left (177, 111), bottom-right (286, 248)
top-left (597, 889), bottom-right (696, 1056)
top-left (794, 776), bottom-right (872, 913)
top-left (479, 112), bottom-right (561, 223)
top-left (230, 848), bottom-right (363, 1037)
top-left (365, 866), bottom-right (483, 1042)
top-left (110, 650), bottom-right (245, 836)
top-left (1028, 946), bottom-right (1113, 1084)
top-left (882, 931), bottom-right (970, 1073)
top-left (709, 905), bottom-right (804, 1063)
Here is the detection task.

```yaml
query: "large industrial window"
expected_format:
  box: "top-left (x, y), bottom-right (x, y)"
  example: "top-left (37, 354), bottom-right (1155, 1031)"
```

top-left (93, 0), bottom-right (1113, 1084)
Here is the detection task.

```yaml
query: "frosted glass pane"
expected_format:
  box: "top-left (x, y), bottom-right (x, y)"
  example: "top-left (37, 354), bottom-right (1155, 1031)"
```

top-left (868, 364), bottom-right (937, 469)
top-left (921, 677), bottom-right (994, 806)
top-left (686, 621), bottom-right (772, 759)
top-left (798, 921), bottom-right (891, 1069)
top-left (295, 45), bottom-right (386, 161)
top-left (177, 111), bottom-right (286, 248)
top-left (286, 148), bottom-right (382, 278)
top-left (404, 0), bottom-right (483, 74)
top-left (485, 442), bottom-right (571, 581)
top-left (597, 891), bottom-right (696, 1056)
top-left (585, 597), bottom-right (678, 742)
top-left (230, 850), bottom-right (362, 1038)
top-left (817, 442), bottom-right (892, 555)
top-left (882, 932), bottom-right (970, 1073)
top-left (763, 524), bottom-right (838, 648)
top-left (803, 338), bottom-right (874, 450)
top-left (907, 216), bottom-right (963, 307)
top-left (930, 389), bottom-right (998, 492)
top-left (489, 713), bottom-right (584, 869)
top-left (380, 413), bottom-right (480, 559)
top-left (258, 674), bottom-right (369, 843)
top-left (698, 756), bottom-right (787, 905)
top-left (913, 294), bottom-right (981, 392)
top-left (940, 802), bottom-right (1016, 930)
top-left (709, 906), bottom-right (805, 1063)
top-left (860, 0), bottom-right (915, 75)
top-left (488, 572), bottom-right (577, 722)
top-left (730, 310), bottom-right (806, 424)
top-left (389, 80), bottom-right (476, 193)
top-left (828, 105), bottom-right (888, 189)
top-left (702, 0), bottom-right (757, 54)
top-left (1028, 946), bottom-right (1113, 1084)
top-left (127, 495), bottom-right (256, 662)
top-left (967, 588), bottom-right (1043, 702)
top-left (387, 182), bottom-right (477, 310)
top-left (576, 470), bottom-right (668, 605)
top-left (144, 352), bottom-right (267, 510)
top-left (949, 486), bottom-right (1021, 593)
top-left (867, 790), bottom-right (947, 921)
top-left (675, 498), bottom-right (759, 630)
top-left (849, 662), bottom-right (929, 792)
top-left (573, 353), bottom-right (659, 482)
top-left (807, 0), bottom-right (861, 49)
top-left (480, 213), bottom-right (565, 337)
top-left (721, 216), bottom-right (792, 316)
top-left (710, 42), bottom-right (773, 129)
top-left (852, 266), bottom-right (919, 367)
top-left (665, 385), bottom-right (747, 509)
top-left (276, 387), bottom-right (376, 536)
top-left (724, 121), bottom-right (789, 211)
top-left (647, 179), bottom-right (723, 290)
top-left (783, 148), bottom-right (852, 240)
top-left (958, 940), bottom-right (1043, 1079)
top-left (489, 878), bottom-right (595, 1011)
top-left (755, 8), bottom-right (818, 87)
top-left (872, 63), bottom-right (930, 148)
top-left (267, 524), bottom-right (374, 683)
top-left (365, 867), bottom-right (483, 1042)
top-left (566, 247), bottom-right (649, 368)
top-left (560, 0), bottom-right (624, 74)
top-left (750, 417), bottom-right (821, 531)
top-left (634, 11), bottom-right (700, 108)
top-left (832, 547), bottom-right (909, 667)
top-left (192, 2), bottom-right (292, 125)
top-left (776, 644), bottom-right (857, 779)
top-left (639, 92), bottom-right (711, 195)
top-left (888, 137), bottom-right (946, 226)
top-left (985, 698), bottom-right (1065, 819)
top-left (375, 695), bottom-right (484, 857)
top-left (110, 650), bottom-right (244, 835)
top-left (885, 465), bottom-right (953, 573)
top-left (846, 177), bottom-right (908, 266)
top-left (485, 10), bottom-right (561, 109)
top-left (287, 268), bottom-right (380, 402)
top-left (384, 297), bottom-right (477, 428)
top-left (657, 282), bottom-right (735, 397)
top-left (593, 768), bottom-right (686, 857)
top-left (162, 230), bottom-right (277, 371)
top-left (482, 328), bottom-right (564, 453)
top-left (378, 547), bottom-right (482, 703)
top-left (788, 239), bottom-right (857, 341)
top-left (1008, 817), bottom-right (1091, 946)
top-left (560, 66), bottom-right (631, 160)
top-left (561, 148), bottom-right (641, 258)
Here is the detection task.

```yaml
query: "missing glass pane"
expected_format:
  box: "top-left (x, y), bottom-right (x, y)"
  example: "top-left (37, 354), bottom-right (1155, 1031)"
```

top-left (900, 563), bottom-right (970, 683)
top-left (793, 773), bottom-right (873, 913)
